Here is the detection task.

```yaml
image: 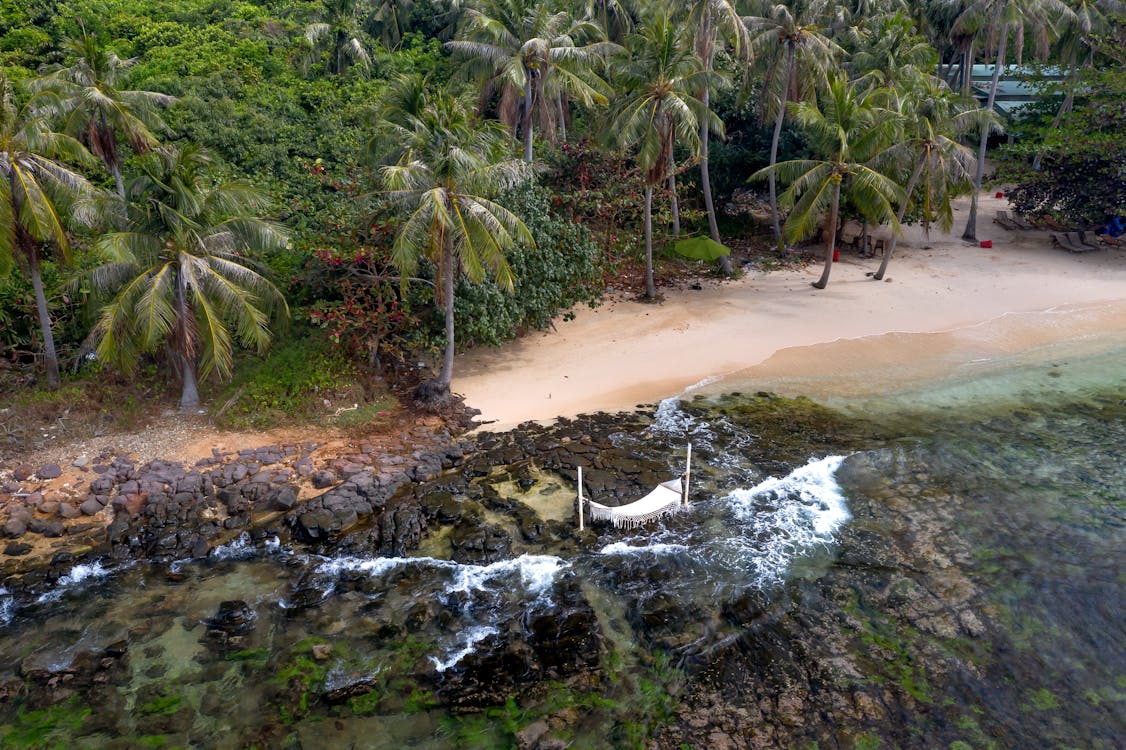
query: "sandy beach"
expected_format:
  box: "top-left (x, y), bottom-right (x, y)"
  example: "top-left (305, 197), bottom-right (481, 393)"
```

top-left (456, 191), bottom-right (1126, 429)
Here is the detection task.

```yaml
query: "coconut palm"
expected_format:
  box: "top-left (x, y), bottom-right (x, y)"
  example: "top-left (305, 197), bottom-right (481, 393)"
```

top-left (607, 10), bottom-right (720, 299)
top-left (377, 85), bottom-right (534, 398)
top-left (1031, 0), bottom-right (1121, 170)
top-left (850, 12), bottom-right (939, 89)
top-left (746, 0), bottom-right (844, 248)
top-left (33, 29), bottom-right (173, 200)
top-left (685, 0), bottom-right (747, 275)
top-left (872, 76), bottom-right (997, 279)
top-left (90, 145), bottom-right (289, 411)
top-left (448, 0), bottom-right (618, 161)
top-left (953, 0), bottom-right (1071, 241)
top-left (0, 74), bottom-right (97, 388)
top-left (301, 0), bottom-right (374, 76)
top-left (753, 73), bottom-right (903, 289)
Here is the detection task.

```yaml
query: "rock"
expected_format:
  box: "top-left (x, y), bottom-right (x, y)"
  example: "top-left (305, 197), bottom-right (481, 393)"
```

top-left (2, 518), bottom-right (27, 538)
top-left (311, 470), bottom-right (336, 489)
top-left (311, 643), bottom-right (333, 661)
top-left (269, 485), bottom-right (299, 512)
top-left (13, 465), bottom-right (33, 481)
top-left (515, 720), bottom-right (550, 750)
top-left (205, 600), bottom-right (256, 636)
top-left (3, 541), bottom-right (32, 556)
top-left (37, 464), bottom-right (62, 479)
top-left (73, 456), bottom-right (90, 468)
top-left (80, 499), bottom-right (105, 516)
top-left (57, 502), bottom-right (79, 519)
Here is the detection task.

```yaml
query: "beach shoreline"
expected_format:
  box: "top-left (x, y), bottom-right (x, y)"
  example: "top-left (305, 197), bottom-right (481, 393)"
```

top-left (455, 192), bottom-right (1126, 430)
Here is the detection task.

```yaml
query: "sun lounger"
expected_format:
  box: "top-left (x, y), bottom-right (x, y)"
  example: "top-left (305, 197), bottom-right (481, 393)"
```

top-left (1079, 231), bottom-right (1109, 249)
top-left (1010, 213), bottom-right (1036, 230)
top-left (1069, 232), bottom-right (1101, 251)
top-left (1052, 233), bottom-right (1089, 253)
top-left (994, 211), bottom-right (1020, 230)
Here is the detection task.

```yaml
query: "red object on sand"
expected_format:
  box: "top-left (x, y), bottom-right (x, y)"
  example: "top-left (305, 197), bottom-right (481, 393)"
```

top-left (832, 248), bottom-right (840, 261)
top-left (995, 191), bottom-right (1004, 198)
top-left (980, 240), bottom-right (993, 248)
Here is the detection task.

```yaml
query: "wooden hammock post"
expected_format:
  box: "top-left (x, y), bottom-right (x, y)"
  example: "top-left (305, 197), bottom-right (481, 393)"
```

top-left (682, 443), bottom-right (692, 510)
top-left (577, 466), bottom-right (585, 531)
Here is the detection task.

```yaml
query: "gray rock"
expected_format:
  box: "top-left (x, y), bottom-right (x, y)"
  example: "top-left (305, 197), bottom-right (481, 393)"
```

top-left (270, 485), bottom-right (299, 511)
top-left (57, 503), bottom-right (79, 519)
top-left (72, 456), bottom-right (90, 468)
top-left (37, 464), bottom-right (62, 479)
top-left (80, 498), bottom-right (105, 516)
top-left (4, 541), bottom-right (32, 556)
top-left (2, 518), bottom-right (27, 538)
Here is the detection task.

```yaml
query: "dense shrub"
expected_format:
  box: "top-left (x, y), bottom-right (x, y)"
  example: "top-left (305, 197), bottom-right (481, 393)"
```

top-left (453, 182), bottom-right (603, 348)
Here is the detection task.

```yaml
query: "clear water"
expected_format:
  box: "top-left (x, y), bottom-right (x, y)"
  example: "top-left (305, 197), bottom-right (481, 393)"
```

top-left (1, 337), bottom-right (1124, 748)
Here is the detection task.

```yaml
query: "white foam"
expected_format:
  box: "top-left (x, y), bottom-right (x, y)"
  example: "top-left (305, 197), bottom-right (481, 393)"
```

top-left (210, 533), bottom-right (284, 561)
top-left (447, 555), bottom-right (568, 599)
top-left (599, 541), bottom-right (691, 556)
top-left (0, 587), bottom-right (12, 626)
top-left (723, 455), bottom-right (850, 584)
top-left (36, 561), bottom-right (113, 604)
top-left (430, 625), bottom-right (498, 672)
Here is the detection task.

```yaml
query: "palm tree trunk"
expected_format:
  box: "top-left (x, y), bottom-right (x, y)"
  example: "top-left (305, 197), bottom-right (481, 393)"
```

top-left (962, 28), bottom-right (1006, 242)
top-left (28, 249), bottom-right (61, 389)
top-left (557, 90), bottom-right (567, 143)
top-left (874, 153), bottom-right (926, 280)
top-left (812, 179), bottom-right (841, 290)
top-left (175, 276), bottom-right (200, 411)
top-left (437, 238), bottom-right (457, 392)
top-left (962, 41), bottom-right (975, 98)
top-left (111, 162), bottom-right (125, 202)
top-left (643, 184), bottom-right (656, 299)
top-left (668, 156), bottom-right (680, 237)
top-left (696, 15), bottom-right (732, 275)
top-left (523, 76), bottom-right (535, 162)
top-left (768, 45), bottom-right (795, 249)
top-left (179, 355), bottom-right (200, 411)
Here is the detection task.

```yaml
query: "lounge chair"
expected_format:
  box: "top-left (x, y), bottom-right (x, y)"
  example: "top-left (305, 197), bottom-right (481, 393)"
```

top-left (1080, 231), bottom-right (1109, 249)
top-left (840, 220), bottom-right (864, 252)
top-left (994, 211), bottom-right (1020, 230)
top-left (1052, 233), bottom-right (1089, 253)
top-left (1069, 232), bottom-right (1101, 251)
top-left (1010, 213), bottom-right (1036, 230)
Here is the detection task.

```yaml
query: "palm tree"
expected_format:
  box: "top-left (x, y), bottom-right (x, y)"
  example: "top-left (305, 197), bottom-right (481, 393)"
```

top-left (850, 12), bottom-right (939, 89)
top-left (607, 10), bottom-right (720, 299)
top-left (377, 85), bottom-right (534, 398)
top-left (90, 146), bottom-right (289, 411)
top-left (872, 76), bottom-right (997, 279)
top-left (953, 0), bottom-right (1071, 241)
top-left (684, 0), bottom-right (747, 275)
top-left (371, 0), bottom-right (415, 49)
top-left (753, 73), bottom-right (903, 289)
top-left (746, 1), bottom-right (844, 248)
top-left (0, 74), bottom-right (97, 389)
top-left (448, 0), bottom-right (618, 161)
top-left (1031, 0), bottom-right (1118, 170)
top-left (33, 29), bottom-right (173, 200)
top-left (301, 0), bottom-right (374, 76)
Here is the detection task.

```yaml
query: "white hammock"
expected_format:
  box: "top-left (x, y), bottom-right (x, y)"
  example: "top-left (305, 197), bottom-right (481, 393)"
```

top-left (578, 445), bottom-right (692, 530)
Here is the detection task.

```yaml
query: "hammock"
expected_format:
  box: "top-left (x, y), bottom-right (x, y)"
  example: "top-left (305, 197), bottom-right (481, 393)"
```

top-left (578, 445), bottom-right (692, 530)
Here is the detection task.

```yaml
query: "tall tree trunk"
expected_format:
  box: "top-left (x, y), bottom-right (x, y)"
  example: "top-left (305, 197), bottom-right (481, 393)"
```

top-left (812, 178), bottom-right (841, 290)
top-left (768, 45), bottom-right (795, 249)
top-left (523, 76), bottom-right (535, 162)
top-left (874, 152), bottom-right (926, 280)
top-left (557, 90), bottom-right (567, 143)
top-left (962, 28), bottom-right (1006, 242)
top-left (668, 154), bottom-right (680, 237)
top-left (175, 274), bottom-right (200, 411)
top-left (437, 238), bottom-right (457, 392)
top-left (643, 184), bottom-right (655, 299)
top-left (28, 249), bottom-right (61, 389)
top-left (179, 354), bottom-right (200, 411)
top-left (962, 40), bottom-right (975, 97)
top-left (696, 13), bottom-right (732, 275)
top-left (111, 162), bottom-right (125, 202)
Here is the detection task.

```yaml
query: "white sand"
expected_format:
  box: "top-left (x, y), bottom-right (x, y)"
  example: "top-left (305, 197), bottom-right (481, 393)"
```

top-left (455, 192), bottom-right (1126, 429)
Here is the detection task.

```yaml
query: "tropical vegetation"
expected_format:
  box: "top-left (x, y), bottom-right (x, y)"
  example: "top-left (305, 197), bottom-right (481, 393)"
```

top-left (0, 0), bottom-right (1121, 419)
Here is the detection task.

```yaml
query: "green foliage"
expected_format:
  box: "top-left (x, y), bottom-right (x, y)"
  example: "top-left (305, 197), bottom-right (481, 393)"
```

top-left (0, 697), bottom-right (91, 749)
top-left (226, 647), bottom-right (271, 668)
top-left (215, 335), bottom-right (361, 429)
top-left (997, 65), bottom-right (1126, 226)
top-left (454, 182), bottom-right (603, 348)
